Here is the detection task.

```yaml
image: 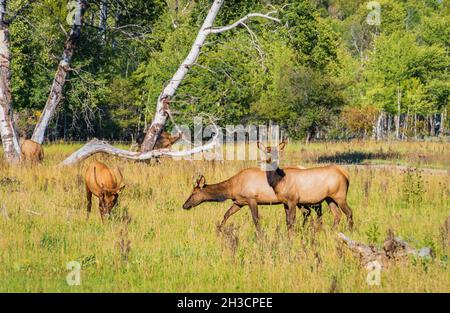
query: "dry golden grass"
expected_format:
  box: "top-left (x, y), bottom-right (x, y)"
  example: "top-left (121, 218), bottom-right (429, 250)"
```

top-left (0, 140), bottom-right (448, 292)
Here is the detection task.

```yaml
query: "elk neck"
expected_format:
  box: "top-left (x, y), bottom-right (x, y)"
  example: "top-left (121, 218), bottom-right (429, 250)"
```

top-left (265, 167), bottom-right (286, 189)
top-left (201, 180), bottom-right (232, 202)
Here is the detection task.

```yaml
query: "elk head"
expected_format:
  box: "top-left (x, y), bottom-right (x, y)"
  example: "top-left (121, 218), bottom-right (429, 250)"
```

top-left (257, 138), bottom-right (287, 171)
top-left (182, 175), bottom-right (207, 210)
top-left (94, 167), bottom-right (125, 214)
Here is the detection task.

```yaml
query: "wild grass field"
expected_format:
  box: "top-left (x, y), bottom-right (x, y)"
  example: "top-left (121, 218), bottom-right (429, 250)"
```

top-left (0, 140), bottom-right (449, 292)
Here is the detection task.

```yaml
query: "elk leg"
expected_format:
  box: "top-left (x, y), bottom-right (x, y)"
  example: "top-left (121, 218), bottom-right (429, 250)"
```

top-left (284, 204), bottom-right (290, 228)
top-left (248, 200), bottom-right (261, 233)
top-left (99, 206), bottom-right (106, 223)
top-left (337, 200), bottom-right (354, 230)
top-left (326, 198), bottom-right (341, 229)
top-left (86, 188), bottom-right (92, 220)
top-left (313, 203), bottom-right (323, 225)
top-left (218, 203), bottom-right (242, 231)
top-left (298, 205), bottom-right (311, 227)
top-left (286, 200), bottom-right (297, 234)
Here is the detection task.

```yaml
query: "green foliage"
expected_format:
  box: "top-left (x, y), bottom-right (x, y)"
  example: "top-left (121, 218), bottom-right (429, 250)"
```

top-left (365, 223), bottom-right (381, 245)
top-left (402, 168), bottom-right (424, 208)
top-left (6, 0), bottom-right (450, 141)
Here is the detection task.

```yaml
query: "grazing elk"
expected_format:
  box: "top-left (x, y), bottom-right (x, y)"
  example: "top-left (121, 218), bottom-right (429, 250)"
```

top-left (85, 161), bottom-right (125, 221)
top-left (257, 140), bottom-right (354, 232)
top-left (20, 139), bottom-right (44, 163)
top-left (182, 166), bottom-right (321, 233)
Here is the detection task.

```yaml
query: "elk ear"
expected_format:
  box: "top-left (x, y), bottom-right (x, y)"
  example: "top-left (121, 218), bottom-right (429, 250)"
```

top-left (257, 141), bottom-right (267, 152)
top-left (197, 175), bottom-right (206, 189)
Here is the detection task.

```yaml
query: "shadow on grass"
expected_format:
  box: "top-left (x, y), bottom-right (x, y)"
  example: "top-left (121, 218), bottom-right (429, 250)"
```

top-left (317, 151), bottom-right (401, 164)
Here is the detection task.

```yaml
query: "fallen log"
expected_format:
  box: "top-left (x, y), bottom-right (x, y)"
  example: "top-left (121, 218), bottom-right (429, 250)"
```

top-left (60, 124), bottom-right (221, 165)
top-left (338, 229), bottom-right (433, 267)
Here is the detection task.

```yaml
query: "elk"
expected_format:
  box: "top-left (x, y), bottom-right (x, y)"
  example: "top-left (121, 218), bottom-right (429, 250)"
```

top-left (257, 140), bottom-right (354, 232)
top-left (182, 167), bottom-right (321, 233)
top-left (20, 139), bottom-right (44, 163)
top-left (85, 161), bottom-right (125, 221)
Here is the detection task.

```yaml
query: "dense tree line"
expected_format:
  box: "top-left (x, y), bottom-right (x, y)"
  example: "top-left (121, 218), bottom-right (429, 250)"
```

top-left (7, 0), bottom-right (450, 142)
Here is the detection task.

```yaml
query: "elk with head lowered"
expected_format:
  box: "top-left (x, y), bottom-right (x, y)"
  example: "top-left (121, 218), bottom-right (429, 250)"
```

top-left (257, 139), bottom-right (354, 232)
top-left (85, 161), bottom-right (125, 221)
top-left (20, 139), bottom-right (44, 163)
top-left (182, 166), bottom-right (322, 233)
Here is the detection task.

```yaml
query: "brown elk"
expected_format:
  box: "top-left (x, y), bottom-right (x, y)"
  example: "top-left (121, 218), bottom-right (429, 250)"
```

top-left (20, 139), bottom-right (44, 163)
top-left (85, 161), bottom-right (125, 221)
top-left (182, 167), bottom-right (321, 233)
top-left (257, 140), bottom-right (354, 231)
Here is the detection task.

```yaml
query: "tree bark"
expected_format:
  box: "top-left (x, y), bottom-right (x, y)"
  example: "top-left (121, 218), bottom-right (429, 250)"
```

top-left (439, 108), bottom-right (446, 136)
top-left (99, 0), bottom-right (107, 42)
top-left (31, 0), bottom-right (88, 144)
top-left (429, 114), bottom-right (435, 136)
top-left (395, 83), bottom-right (401, 140)
top-left (0, 0), bottom-right (20, 163)
top-left (139, 0), bottom-right (279, 152)
top-left (414, 113), bottom-right (417, 139)
top-left (403, 108), bottom-right (409, 140)
top-left (374, 111), bottom-right (383, 140)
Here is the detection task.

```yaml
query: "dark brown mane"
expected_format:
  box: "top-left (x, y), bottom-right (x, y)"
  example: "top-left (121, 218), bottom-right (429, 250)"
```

top-left (266, 167), bottom-right (285, 189)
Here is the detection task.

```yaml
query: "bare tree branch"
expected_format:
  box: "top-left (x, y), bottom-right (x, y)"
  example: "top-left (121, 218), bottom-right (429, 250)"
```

top-left (60, 124), bottom-right (221, 165)
top-left (205, 11), bottom-right (280, 34)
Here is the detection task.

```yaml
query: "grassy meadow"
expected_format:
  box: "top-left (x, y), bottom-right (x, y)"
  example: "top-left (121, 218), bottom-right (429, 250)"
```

top-left (0, 140), bottom-right (449, 292)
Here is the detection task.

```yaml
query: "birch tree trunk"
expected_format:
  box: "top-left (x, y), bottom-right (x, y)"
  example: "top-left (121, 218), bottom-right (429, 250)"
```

top-left (139, 0), bottom-right (225, 152)
top-left (139, 0), bottom-right (279, 152)
top-left (31, 0), bottom-right (88, 144)
top-left (0, 0), bottom-right (20, 162)
top-left (439, 108), bottom-right (446, 136)
top-left (429, 114), bottom-right (435, 136)
top-left (62, 0), bottom-right (279, 165)
top-left (99, 0), bottom-right (107, 42)
top-left (374, 111), bottom-right (383, 140)
top-left (395, 84), bottom-right (401, 140)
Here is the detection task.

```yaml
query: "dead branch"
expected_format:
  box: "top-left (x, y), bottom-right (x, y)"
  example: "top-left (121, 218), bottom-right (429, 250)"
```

top-left (60, 123), bottom-right (221, 165)
top-left (338, 229), bottom-right (433, 267)
top-left (205, 12), bottom-right (280, 34)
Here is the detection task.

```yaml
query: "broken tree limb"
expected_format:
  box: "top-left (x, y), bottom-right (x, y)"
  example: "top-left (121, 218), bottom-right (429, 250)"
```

top-left (60, 124), bottom-right (221, 165)
top-left (31, 0), bottom-right (88, 144)
top-left (205, 12), bottom-right (280, 34)
top-left (338, 233), bottom-right (387, 265)
top-left (338, 229), bottom-right (433, 267)
top-left (139, 0), bottom-right (280, 152)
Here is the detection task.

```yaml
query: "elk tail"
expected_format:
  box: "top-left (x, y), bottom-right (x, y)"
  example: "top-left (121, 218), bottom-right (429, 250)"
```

top-left (335, 165), bottom-right (350, 183)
